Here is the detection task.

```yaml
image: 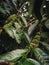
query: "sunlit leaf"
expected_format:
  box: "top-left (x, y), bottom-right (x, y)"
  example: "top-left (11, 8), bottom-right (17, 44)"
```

top-left (0, 49), bottom-right (28, 62)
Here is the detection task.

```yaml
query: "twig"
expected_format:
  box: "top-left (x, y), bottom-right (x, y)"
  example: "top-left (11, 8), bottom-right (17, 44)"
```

top-left (17, 1), bottom-right (29, 15)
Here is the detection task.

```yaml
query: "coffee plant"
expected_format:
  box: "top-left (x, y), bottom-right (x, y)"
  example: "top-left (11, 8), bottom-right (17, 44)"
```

top-left (0, 0), bottom-right (49, 65)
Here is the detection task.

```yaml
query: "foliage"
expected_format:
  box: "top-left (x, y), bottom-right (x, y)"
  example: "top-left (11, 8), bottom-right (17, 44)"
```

top-left (0, 0), bottom-right (49, 65)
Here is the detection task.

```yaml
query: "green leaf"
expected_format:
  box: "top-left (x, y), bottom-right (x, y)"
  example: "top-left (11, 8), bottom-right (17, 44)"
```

top-left (28, 20), bottom-right (38, 35)
top-left (45, 19), bottom-right (49, 29)
top-left (33, 48), bottom-right (48, 65)
top-left (23, 58), bottom-right (40, 65)
top-left (0, 6), bottom-right (6, 14)
top-left (20, 15), bottom-right (28, 27)
top-left (3, 22), bottom-right (16, 39)
top-left (17, 61), bottom-right (23, 65)
top-left (18, 58), bottom-right (40, 65)
top-left (28, 0), bottom-right (35, 15)
top-left (11, 0), bottom-right (17, 10)
top-left (0, 1), bottom-right (13, 15)
top-left (0, 49), bottom-right (28, 62)
top-left (41, 32), bottom-right (48, 39)
top-left (3, 20), bottom-right (23, 44)
top-left (12, 28), bottom-right (23, 44)
top-left (23, 32), bottom-right (31, 43)
top-left (40, 42), bottom-right (49, 55)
